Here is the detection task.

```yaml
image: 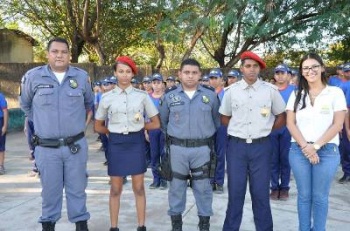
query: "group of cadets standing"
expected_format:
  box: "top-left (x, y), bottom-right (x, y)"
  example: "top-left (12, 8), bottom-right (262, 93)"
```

top-left (1, 36), bottom-right (348, 231)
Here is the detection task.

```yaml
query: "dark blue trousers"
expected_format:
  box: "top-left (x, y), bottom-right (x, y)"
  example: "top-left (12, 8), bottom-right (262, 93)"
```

top-left (223, 136), bottom-right (273, 231)
top-left (339, 128), bottom-right (350, 176)
top-left (149, 129), bottom-right (165, 183)
top-left (213, 125), bottom-right (227, 186)
top-left (269, 126), bottom-right (291, 191)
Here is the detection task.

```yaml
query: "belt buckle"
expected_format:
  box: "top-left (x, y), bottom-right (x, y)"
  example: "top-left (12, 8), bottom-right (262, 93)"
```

top-left (123, 131), bottom-right (129, 135)
top-left (246, 138), bottom-right (252, 144)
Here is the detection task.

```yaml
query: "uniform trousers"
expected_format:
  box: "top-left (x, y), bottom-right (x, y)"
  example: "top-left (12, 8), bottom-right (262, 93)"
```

top-left (168, 144), bottom-right (213, 216)
top-left (339, 129), bottom-right (350, 176)
top-left (269, 126), bottom-right (291, 191)
top-left (149, 129), bottom-right (165, 183)
top-left (212, 125), bottom-right (227, 186)
top-left (223, 136), bottom-right (273, 231)
top-left (35, 138), bottom-right (90, 223)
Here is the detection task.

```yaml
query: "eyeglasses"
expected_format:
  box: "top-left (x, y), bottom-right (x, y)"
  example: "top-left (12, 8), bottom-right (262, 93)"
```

top-left (302, 65), bottom-right (321, 73)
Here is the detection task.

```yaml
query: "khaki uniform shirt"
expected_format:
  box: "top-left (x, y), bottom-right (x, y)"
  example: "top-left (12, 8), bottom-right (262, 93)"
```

top-left (219, 78), bottom-right (286, 139)
top-left (95, 85), bottom-right (158, 134)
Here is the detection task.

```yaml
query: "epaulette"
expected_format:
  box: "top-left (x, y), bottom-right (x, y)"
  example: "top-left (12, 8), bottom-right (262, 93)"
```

top-left (201, 84), bottom-right (215, 92)
top-left (263, 81), bottom-right (279, 91)
top-left (133, 88), bottom-right (148, 95)
top-left (72, 66), bottom-right (88, 75)
top-left (165, 85), bottom-right (177, 94)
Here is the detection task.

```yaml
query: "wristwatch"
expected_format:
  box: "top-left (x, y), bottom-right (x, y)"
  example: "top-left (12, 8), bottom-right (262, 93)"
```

top-left (313, 143), bottom-right (321, 150)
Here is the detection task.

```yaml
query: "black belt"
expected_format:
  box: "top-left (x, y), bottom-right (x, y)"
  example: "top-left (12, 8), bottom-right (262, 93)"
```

top-left (229, 136), bottom-right (269, 144)
top-left (33, 132), bottom-right (85, 148)
top-left (169, 136), bottom-right (213, 148)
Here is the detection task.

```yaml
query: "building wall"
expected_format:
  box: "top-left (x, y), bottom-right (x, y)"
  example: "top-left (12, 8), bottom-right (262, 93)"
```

top-left (0, 31), bottom-right (34, 63)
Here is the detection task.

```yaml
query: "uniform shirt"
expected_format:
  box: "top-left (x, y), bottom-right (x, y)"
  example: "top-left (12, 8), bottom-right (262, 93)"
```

top-left (159, 84), bottom-right (220, 139)
top-left (328, 75), bottom-right (344, 87)
top-left (0, 93), bottom-right (7, 118)
top-left (286, 86), bottom-right (346, 145)
top-left (20, 65), bottom-right (94, 139)
top-left (95, 85), bottom-right (158, 134)
top-left (219, 79), bottom-right (286, 139)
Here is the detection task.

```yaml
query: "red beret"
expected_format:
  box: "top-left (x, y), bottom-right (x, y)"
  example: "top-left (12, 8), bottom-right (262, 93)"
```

top-left (115, 56), bottom-right (138, 74)
top-left (240, 51), bottom-right (266, 70)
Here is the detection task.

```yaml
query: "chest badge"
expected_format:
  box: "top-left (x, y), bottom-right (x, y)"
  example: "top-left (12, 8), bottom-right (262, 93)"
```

top-left (202, 95), bottom-right (210, 104)
top-left (69, 79), bottom-right (78, 89)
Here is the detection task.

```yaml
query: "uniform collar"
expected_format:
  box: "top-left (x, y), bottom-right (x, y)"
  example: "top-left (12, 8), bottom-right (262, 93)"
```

top-left (239, 78), bottom-right (263, 90)
top-left (114, 85), bottom-right (133, 94)
top-left (44, 65), bottom-right (76, 78)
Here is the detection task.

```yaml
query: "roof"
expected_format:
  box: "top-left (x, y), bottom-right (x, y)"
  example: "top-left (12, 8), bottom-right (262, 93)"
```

top-left (0, 28), bottom-right (39, 46)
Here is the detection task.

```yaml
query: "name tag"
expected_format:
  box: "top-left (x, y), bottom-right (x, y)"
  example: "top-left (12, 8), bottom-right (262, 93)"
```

top-left (170, 101), bottom-right (184, 107)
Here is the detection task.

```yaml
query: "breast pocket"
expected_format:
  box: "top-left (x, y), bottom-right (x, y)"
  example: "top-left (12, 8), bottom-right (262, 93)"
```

top-left (36, 88), bottom-right (54, 106)
top-left (200, 104), bottom-right (213, 124)
top-left (66, 90), bottom-right (83, 107)
top-left (258, 100), bottom-right (272, 118)
top-left (170, 105), bottom-right (185, 124)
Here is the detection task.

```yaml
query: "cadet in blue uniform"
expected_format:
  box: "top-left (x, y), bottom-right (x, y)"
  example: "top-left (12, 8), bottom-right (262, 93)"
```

top-left (269, 64), bottom-right (295, 200)
top-left (208, 68), bottom-right (227, 193)
top-left (95, 56), bottom-right (160, 231)
top-left (20, 37), bottom-right (93, 231)
top-left (159, 58), bottom-right (220, 231)
top-left (148, 73), bottom-right (167, 189)
top-left (220, 51), bottom-right (286, 231)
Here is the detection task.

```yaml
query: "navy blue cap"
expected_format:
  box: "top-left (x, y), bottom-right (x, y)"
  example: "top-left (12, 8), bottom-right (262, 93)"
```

top-left (290, 69), bottom-right (299, 76)
top-left (343, 63), bottom-right (350, 72)
top-left (166, 76), bottom-right (176, 81)
top-left (209, 68), bottom-right (223, 78)
top-left (152, 73), bottom-right (163, 81)
top-left (275, 64), bottom-right (290, 73)
top-left (109, 76), bottom-right (117, 84)
top-left (142, 76), bottom-right (151, 83)
top-left (93, 81), bottom-right (101, 86)
top-left (202, 74), bottom-right (209, 81)
top-left (337, 64), bottom-right (344, 70)
top-left (101, 77), bottom-right (110, 85)
top-left (131, 78), bottom-right (139, 84)
top-left (227, 70), bottom-right (240, 78)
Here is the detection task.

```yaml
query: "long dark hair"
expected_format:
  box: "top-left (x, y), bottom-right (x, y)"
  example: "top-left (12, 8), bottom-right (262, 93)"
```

top-left (293, 53), bottom-right (328, 112)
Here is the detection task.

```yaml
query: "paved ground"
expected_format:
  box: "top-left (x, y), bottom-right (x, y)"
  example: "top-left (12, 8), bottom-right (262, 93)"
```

top-left (1, 125), bottom-right (350, 231)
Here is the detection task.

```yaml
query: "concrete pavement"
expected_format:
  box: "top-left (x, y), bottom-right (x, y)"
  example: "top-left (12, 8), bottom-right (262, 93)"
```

top-left (1, 125), bottom-right (350, 231)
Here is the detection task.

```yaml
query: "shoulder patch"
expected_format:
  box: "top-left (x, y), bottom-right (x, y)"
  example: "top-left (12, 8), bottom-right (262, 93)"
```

top-left (133, 88), bottom-right (148, 95)
top-left (201, 84), bottom-right (215, 92)
top-left (165, 85), bottom-right (177, 94)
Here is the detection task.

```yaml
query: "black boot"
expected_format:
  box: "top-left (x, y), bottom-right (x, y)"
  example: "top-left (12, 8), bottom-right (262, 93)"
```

top-left (76, 220), bottom-right (89, 231)
top-left (171, 215), bottom-right (183, 231)
top-left (109, 227), bottom-right (119, 231)
top-left (42, 222), bottom-right (55, 231)
top-left (137, 226), bottom-right (146, 231)
top-left (198, 216), bottom-right (210, 231)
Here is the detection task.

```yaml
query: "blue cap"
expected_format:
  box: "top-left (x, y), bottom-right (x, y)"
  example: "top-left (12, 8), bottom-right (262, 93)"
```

top-left (290, 69), bottom-right (299, 76)
top-left (209, 68), bottom-right (223, 78)
top-left (109, 76), bottom-right (117, 84)
top-left (227, 70), bottom-right (240, 78)
top-left (152, 73), bottom-right (163, 81)
top-left (343, 63), bottom-right (350, 72)
top-left (275, 64), bottom-right (290, 73)
top-left (337, 64), bottom-right (344, 70)
top-left (101, 77), bottom-right (110, 85)
top-left (142, 76), bottom-right (151, 83)
top-left (93, 81), bottom-right (101, 86)
top-left (166, 76), bottom-right (176, 81)
top-left (131, 78), bottom-right (139, 84)
top-left (202, 74), bottom-right (209, 81)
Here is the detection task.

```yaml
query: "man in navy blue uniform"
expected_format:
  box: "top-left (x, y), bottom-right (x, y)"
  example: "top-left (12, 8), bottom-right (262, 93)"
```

top-left (159, 58), bottom-right (220, 231)
top-left (20, 37), bottom-right (93, 231)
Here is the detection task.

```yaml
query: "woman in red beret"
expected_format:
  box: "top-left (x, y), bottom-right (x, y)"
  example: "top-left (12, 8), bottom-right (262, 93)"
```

top-left (95, 56), bottom-right (160, 231)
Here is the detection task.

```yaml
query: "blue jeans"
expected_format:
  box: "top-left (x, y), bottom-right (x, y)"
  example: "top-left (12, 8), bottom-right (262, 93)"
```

top-left (289, 142), bottom-right (340, 231)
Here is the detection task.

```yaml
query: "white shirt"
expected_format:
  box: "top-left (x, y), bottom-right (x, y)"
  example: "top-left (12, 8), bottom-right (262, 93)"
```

top-left (286, 86), bottom-right (347, 145)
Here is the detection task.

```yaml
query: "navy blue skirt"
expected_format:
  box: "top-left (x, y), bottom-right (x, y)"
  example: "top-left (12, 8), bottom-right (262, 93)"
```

top-left (107, 130), bottom-right (147, 176)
